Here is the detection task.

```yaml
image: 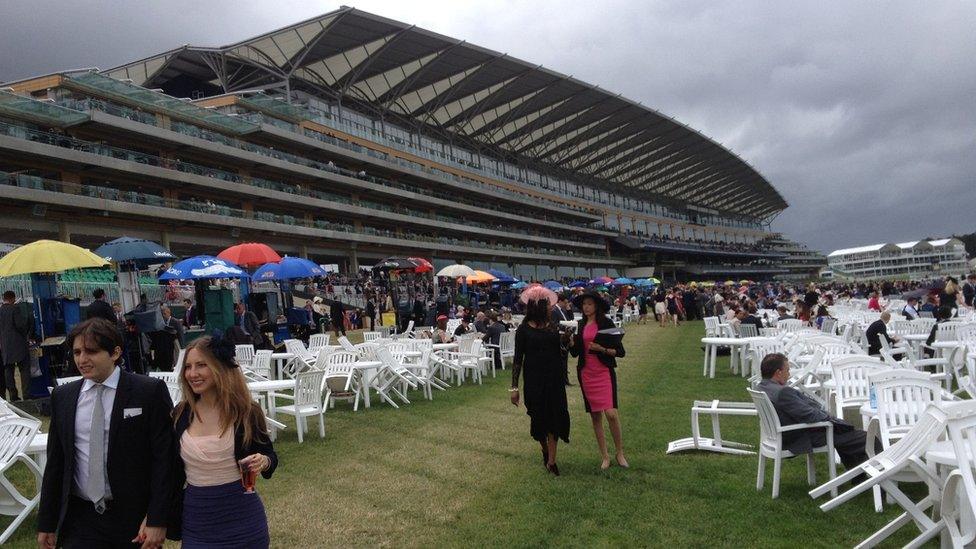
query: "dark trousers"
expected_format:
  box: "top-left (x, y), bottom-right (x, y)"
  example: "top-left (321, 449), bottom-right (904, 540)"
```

top-left (808, 427), bottom-right (879, 469)
top-left (60, 495), bottom-right (140, 548)
top-left (1, 360), bottom-right (30, 401)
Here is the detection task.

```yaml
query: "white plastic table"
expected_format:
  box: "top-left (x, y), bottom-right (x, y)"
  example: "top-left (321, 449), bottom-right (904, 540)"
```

top-left (247, 379), bottom-right (295, 439)
top-left (353, 360), bottom-right (383, 408)
top-left (270, 352), bottom-right (294, 379)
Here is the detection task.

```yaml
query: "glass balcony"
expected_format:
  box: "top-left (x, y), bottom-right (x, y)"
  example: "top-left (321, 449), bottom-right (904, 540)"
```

top-left (0, 90), bottom-right (90, 127)
top-left (65, 72), bottom-right (259, 135)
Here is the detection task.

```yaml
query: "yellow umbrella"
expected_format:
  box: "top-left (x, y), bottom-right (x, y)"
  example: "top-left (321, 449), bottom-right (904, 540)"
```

top-left (0, 240), bottom-right (109, 277)
top-left (462, 270), bottom-right (498, 284)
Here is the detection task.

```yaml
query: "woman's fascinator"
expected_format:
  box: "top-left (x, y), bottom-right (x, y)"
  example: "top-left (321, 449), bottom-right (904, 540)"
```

top-left (208, 330), bottom-right (240, 368)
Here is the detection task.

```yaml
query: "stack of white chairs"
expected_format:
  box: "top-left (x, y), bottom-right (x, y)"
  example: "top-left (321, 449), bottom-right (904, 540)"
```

top-left (362, 331), bottom-right (382, 342)
top-left (249, 350), bottom-right (273, 380)
top-left (373, 346), bottom-right (418, 408)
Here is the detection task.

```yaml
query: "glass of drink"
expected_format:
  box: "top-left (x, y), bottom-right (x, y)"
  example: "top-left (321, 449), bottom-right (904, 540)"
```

top-left (240, 460), bottom-right (257, 493)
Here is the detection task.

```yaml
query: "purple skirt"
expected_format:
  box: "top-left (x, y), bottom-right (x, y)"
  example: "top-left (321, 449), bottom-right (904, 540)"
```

top-left (182, 481), bottom-right (269, 548)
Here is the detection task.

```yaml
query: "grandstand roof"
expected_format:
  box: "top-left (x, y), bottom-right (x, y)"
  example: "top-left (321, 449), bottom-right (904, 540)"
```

top-left (103, 7), bottom-right (787, 219)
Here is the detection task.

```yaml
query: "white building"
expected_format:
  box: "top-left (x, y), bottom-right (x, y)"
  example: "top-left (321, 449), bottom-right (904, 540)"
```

top-left (827, 238), bottom-right (969, 281)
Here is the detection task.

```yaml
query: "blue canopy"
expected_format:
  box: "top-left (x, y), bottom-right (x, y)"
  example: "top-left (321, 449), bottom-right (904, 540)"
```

top-left (568, 280), bottom-right (588, 288)
top-left (543, 280), bottom-right (563, 291)
top-left (612, 277), bottom-right (636, 286)
top-left (488, 269), bottom-right (519, 284)
top-left (253, 257), bottom-right (326, 281)
top-left (511, 281), bottom-right (528, 289)
top-left (159, 256), bottom-right (248, 280)
top-left (94, 236), bottom-right (177, 268)
top-left (633, 279), bottom-right (656, 287)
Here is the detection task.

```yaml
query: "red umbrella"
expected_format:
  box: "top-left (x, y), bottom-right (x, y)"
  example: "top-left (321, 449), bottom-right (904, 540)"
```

top-left (408, 257), bottom-right (434, 273)
top-left (519, 283), bottom-right (559, 305)
top-left (218, 243), bottom-right (282, 268)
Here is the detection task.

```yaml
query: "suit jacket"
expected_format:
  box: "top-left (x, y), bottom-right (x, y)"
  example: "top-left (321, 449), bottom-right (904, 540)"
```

top-left (182, 305), bottom-right (197, 327)
top-left (168, 404), bottom-right (278, 540)
top-left (568, 315), bottom-right (625, 370)
top-left (865, 319), bottom-right (890, 356)
top-left (85, 299), bottom-right (116, 324)
top-left (964, 282), bottom-right (976, 307)
top-left (0, 301), bottom-right (30, 364)
top-left (757, 379), bottom-right (850, 455)
top-left (38, 370), bottom-right (175, 538)
top-left (163, 316), bottom-right (185, 347)
top-left (550, 306), bottom-right (571, 325)
top-left (242, 311), bottom-right (263, 346)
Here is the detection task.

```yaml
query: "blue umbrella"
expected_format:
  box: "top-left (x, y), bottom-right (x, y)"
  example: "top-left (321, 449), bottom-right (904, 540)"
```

top-left (94, 236), bottom-right (177, 268)
top-left (488, 269), bottom-right (519, 284)
top-left (253, 257), bottom-right (326, 281)
top-left (568, 280), bottom-right (588, 288)
top-left (612, 277), bottom-right (635, 286)
top-left (159, 256), bottom-right (248, 280)
top-left (633, 279), bottom-right (655, 288)
top-left (511, 281), bottom-right (528, 289)
top-left (543, 280), bottom-right (563, 291)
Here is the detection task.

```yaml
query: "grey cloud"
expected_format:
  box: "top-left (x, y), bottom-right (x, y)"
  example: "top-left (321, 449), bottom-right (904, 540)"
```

top-left (2, 0), bottom-right (973, 253)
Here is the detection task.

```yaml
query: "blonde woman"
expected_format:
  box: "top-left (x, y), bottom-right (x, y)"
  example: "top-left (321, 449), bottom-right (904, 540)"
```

top-left (168, 335), bottom-right (277, 548)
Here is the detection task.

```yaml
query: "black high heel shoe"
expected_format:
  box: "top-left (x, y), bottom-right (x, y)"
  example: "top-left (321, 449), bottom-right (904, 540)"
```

top-left (542, 447), bottom-right (549, 466)
top-left (547, 462), bottom-right (560, 476)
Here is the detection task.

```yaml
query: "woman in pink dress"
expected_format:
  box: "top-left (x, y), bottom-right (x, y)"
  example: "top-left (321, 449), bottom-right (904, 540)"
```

top-left (570, 292), bottom-right (628, 470)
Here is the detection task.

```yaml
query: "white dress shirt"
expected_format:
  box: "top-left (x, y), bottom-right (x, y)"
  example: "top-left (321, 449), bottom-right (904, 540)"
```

top-left (74, 366), bottom-right (119, 500)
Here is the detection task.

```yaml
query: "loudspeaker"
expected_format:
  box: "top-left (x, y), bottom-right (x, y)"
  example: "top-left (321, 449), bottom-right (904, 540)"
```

top-left (32, 204), bottom-right (46, 217)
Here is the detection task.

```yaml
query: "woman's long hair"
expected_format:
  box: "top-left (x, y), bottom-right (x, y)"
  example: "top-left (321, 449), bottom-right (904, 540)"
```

top-left (175, 336), bottom-right (268, 446)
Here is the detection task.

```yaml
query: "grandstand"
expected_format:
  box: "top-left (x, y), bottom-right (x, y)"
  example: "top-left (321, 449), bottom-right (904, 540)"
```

top-left (0, 7), bottom-right (800, 281)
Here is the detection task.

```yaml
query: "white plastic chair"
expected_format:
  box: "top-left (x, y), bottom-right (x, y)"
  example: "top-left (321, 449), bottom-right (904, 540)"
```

top-left (0, 417), bottom-right (42, 544)
top-left (810, 403), bottom-right (952, 548)
top-left (747, 388), bottom-right (837, 499)
top-left (927, 400), bottom-right (976, 548)
top-left (272, 369), bottom-right (327, 443)
top-left (323, 351), bottom-right (362, 410)
top-left (308, 333), bottom-right (331, 353)
top-left (250, 350), bottom-right (273, 380)
top-left (362, 331), bottom-right (382, 342)
top-left (235, 344), bottom-right (255, 369)
top-left (283, 339), bottom-right (316, 376)
top-left (830, 356), bottom-right (888, 418)
top-left (374, 346), bottom-right (418, 407)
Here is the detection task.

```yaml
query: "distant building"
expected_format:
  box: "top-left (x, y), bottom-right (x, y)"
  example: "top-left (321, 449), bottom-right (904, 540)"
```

top-left (765, 234), bottom-right (827, 281)
top-left (827, 238), bottom-right (969, 281)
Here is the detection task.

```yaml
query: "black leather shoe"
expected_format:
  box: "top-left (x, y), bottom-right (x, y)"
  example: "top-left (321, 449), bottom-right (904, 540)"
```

top-left (547, 462), bottom-right (560, 476)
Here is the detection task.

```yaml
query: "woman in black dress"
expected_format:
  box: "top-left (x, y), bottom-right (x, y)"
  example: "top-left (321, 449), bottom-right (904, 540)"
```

top-left (510, 297), bottom-right (570, 476)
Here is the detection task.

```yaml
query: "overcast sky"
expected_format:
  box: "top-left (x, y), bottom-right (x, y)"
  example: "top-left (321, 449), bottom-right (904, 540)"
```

top-left (2, 1), bottom-right (974, 253)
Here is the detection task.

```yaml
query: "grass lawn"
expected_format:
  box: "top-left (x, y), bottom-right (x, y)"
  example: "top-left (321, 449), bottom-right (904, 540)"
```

top-left (2, 322), bottom-right (930, 547)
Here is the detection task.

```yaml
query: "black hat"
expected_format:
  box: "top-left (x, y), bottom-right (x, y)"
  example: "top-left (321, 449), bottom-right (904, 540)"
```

top-left (572, 290), bottom-right (610, 313)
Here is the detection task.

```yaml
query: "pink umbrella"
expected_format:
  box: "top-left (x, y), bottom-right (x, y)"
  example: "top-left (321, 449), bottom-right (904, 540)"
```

top-left (519, 283), bottom-right (558, 305)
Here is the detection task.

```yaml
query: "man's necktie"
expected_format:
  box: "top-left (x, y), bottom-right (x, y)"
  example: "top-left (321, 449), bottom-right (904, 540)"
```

top-left (88, 384), bottom-right (107, 513)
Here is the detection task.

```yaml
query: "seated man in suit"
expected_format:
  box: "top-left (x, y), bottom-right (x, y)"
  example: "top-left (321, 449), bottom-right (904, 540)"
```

top-left (865, 311), bottom-right (898, 356)
top-left (902, 297), bottom-right (920, 320)
top-left (38, 318), bottom-right (175, 548)
top-left (757, 353), bottom-right (873, 471)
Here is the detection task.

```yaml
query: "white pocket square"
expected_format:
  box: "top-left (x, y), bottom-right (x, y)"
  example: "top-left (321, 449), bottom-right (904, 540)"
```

top-left (123, 407), bottom-right (143, 418)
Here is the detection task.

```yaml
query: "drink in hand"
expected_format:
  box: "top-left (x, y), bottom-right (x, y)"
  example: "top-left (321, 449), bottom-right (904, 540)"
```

top-left (240, 460), bottom-right (257, 493)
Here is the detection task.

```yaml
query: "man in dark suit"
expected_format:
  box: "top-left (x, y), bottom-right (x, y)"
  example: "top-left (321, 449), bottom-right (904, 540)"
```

top-left (757, 353), bottom-right (872, 470)
top-left (182, 298), bottom-right (197, 327)
top-left (865, 311), bottom-right (895, 356)
top-left (330, 300), bottom-right (346, 338)
top-left (0, 290), bottom-right (31, 401)
top-left (85, 289), bottom-right (116, 324)
top-left (964, 274), bottom-right (976, 308)
top-left (37, 318), bottom-right (174, 548)
top-left (239, 303), bottom-right (265, 349)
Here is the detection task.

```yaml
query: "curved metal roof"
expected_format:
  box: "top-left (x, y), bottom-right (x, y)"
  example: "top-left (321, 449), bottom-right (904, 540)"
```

top-left (104, 7), bottom-right (787, 219)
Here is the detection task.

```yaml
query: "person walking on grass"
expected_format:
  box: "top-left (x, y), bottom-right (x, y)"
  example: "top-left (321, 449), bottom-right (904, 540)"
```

top-left (569, 291), bottom-right (628, 470)
top-left (169, 334), bottom-right (277, 548)
top-left (510, 297), bottom-right (570, 476)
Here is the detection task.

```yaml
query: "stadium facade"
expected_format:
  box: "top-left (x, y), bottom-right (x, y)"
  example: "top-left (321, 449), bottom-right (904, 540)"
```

top-left (826, 238), bottom-right (969, 281)
top-left (0, 7), bottom-right (804, 281)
